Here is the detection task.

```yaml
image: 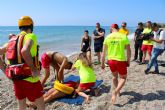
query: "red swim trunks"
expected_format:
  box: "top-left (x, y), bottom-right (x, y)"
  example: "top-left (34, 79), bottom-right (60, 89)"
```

top-left (13, 80), bottom-right (43, 102)
top-left (141, 44), bottom-right (153, 55)
top-left (41, 53), bottom-right (51, 69)
top-left (79, 82), bottom-right (95, 90)
top-left (64, 81), bottom-right (78, 88)
top-left (108, 60), bottom-right (127, 77)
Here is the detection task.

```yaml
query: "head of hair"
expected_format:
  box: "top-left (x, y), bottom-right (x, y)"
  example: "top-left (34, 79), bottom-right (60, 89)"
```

top-left (19, 24), bottom-right (33, 32)
top-left (78, 53), bottom-right (91, 67)
top-left (84, 30), bottom-right (89, 33)
top-left (152, 22), bottom-right (161, 28)
top-left (122, 22), bottom-right (127, 26)
top-left (96, 22), bottom-right (100, 26)
top-left (67, 61), bottom-right (73, 69)
top-left (138, 22), bottom-right (143, 26)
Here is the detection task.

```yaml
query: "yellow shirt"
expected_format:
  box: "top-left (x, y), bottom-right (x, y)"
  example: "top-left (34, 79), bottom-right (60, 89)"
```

top-left (74, 60), bottom-right (96, 83)
top-left (119, 28), bottom-right (129, 35)
top-left (20, 31), bottom-right (39, 83)
top-left (104, 32), bottom-right (130, 61)
top-left (142, 28), bottom-right (153, 45)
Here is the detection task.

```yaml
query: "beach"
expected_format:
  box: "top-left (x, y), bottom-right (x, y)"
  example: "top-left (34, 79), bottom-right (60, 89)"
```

top-left (0, 39), bottom-right (165, 110)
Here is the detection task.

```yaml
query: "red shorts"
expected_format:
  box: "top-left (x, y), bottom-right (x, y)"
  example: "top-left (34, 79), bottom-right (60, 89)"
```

top-left (13, 80), bottom-right (43, 102)
top-left (64, 81), bottom-right (78, 88)
top-left (141, 45), bottom-right (153, 55)
top-left (79, 82), bottom-right (95, 90)
top-left (108, 60), bottom-right (127, 76)
top-left (41, 53), bottom-right (51, 69)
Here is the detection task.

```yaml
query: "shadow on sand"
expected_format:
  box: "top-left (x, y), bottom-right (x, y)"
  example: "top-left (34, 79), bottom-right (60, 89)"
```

top-left (115, 90), bottom-right (165, 107)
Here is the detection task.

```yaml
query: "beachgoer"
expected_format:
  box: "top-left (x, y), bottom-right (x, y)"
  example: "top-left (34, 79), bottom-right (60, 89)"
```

top-left (133, 22), bottom-right (144, 63)
top-left (140, 21), bottom-right (153, 64)
top-left (71, 53), bottom-right (96, 103)
top-left (81, 30), bottom-right (92, 64)
top-left (101, 24), bottom-right (131, 104)
top-left (27, 81), bottom-right (78, 108)
top-left (41, 52), bottom-right (73, 85)
top-left (93, 23), bottom-right (105, 64)
top-left (119, 22), bottom-right (129, 35)
top-left (0, 16), bottom-right (45, 110)
top-left (145, 23), bottom-right (165, 74)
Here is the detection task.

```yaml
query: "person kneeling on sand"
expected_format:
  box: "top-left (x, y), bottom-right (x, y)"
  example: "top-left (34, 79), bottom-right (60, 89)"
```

top-left (70, 53), bottom-right (97, 103)
top-left (41, 51), bottom-right (73, 85)
top-left (101, 24), bottom-right (131, 104)
top-left (27, 80), bottom-right (79, 108)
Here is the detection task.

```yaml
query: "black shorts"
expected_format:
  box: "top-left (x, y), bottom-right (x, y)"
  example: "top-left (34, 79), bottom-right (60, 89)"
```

top-left (94, 43), bottom-right (103, 52)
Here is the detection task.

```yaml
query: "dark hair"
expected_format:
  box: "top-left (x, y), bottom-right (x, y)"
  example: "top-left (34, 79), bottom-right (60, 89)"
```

top-left (84, 30), bottom-right (89, 33)
top-left (152, 23), bottom-right (158, 27)
top-left (138, 22), bottom-right (143, 26)
top-left (96, 22), bottom-right (100, 26)
top-left (19, 25), bottom-right (33, 32)
top-left (68, 61), bottom-right (73, 69)
top-left (122, 22), bottom-right (127, 26)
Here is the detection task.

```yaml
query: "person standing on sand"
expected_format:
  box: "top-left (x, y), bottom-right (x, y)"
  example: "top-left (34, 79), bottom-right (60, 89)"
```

top-left (133, 22), bottom-right (144, 63)
top-left (0, 16), bottom-right (45, 110)
top-left (93, 23), bottom-right (105, 64)
top-left (145, 23), bottom-right (165, 74)
top-left (101, 24), bottom-right (131, 104)
top-left (81, 30), bottom-right (92, 64)
top-left (140, 21), bottom-right (153, 64)
top-left (41, 51), bottom-right (73, 85)
top-left (119, 22), bottom-right (129, 36)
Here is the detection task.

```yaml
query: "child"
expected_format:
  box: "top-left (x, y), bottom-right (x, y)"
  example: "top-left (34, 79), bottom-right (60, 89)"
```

top-left (71, 53), bottom-right (96, 103)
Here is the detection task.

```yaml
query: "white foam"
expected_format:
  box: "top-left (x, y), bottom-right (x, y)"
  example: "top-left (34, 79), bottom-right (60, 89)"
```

top-left (128, 33), bottom-right (134, 40)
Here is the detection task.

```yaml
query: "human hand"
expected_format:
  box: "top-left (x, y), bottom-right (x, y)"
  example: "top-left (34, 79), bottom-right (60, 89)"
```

top-left (31, 69), bottom-right (40, 77)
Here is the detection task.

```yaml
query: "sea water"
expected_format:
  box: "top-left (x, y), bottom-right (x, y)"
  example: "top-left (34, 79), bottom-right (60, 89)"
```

top-left (0, 26), bottom-right (135, 56)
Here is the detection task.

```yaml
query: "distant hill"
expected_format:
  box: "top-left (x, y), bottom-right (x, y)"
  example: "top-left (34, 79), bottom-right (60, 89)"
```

top-left (158, 23), bottom-right (165, 28)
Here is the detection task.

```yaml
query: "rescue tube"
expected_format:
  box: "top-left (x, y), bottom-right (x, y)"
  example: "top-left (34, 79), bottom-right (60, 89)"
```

top-left (54, 80), bottom-right (74, 95)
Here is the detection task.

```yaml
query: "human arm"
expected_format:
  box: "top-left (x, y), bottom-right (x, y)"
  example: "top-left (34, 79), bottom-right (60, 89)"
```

top-left (0, 45), bottom-right (7, 73)
top-left (87, 37), bottom-right (92, 50)
top-left (41, 68), bottom-right (50, 86)
top-left (126, 44), bottom-right (131, 67)
top-left (21, 39), bottom-right (39, 77)
top-left (80, 37), bottom-right (83, 50)
top-left (101, 44), bottom-right (108, 69)
top-left (57, 57), bottom-right (68, 82)
top-left (150, 31), bottom-right (165, 43)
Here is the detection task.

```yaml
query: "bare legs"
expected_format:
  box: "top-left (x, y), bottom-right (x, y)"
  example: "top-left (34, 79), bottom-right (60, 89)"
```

top-left (86, 51), bottom-right (92, 64)
top-left (27, 88), bottom-right (66, 108)
top-left (142, 51), bottom-right (151, 63)
top-left (76, 87), bottom-right (90, 104)
top-left (19, 96), bottom-right (45, 110)
top-left (97, 52), bottom-right (101, 63)
top-left (111, 72), bottom-right (127, 104)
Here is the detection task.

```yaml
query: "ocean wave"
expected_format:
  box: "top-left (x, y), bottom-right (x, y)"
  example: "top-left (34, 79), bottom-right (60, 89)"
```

top-left (128, 33), bottom-right (134, 40)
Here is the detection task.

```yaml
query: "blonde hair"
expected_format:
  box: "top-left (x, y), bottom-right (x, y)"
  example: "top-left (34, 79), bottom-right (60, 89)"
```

top-left (78, 53), bottom-right (92, 67)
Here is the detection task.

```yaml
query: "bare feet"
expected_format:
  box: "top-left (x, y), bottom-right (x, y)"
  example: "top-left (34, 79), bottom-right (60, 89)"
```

top-left (26, 102), bottom-right (37, 108)
top-left (111, 90), bottom-right (118, 104)
top-left (94, 89), bottom-right (99, 96)
top-left (85, 95), bottom-right (90, 104)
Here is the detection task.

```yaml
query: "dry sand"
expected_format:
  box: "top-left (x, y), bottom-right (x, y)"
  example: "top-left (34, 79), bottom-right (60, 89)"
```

top-left (0, 41), bottom-right (165, 110)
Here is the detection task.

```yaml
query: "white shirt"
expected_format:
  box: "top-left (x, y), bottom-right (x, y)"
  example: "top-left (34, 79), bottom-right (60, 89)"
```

top-left (153, 29), bottom-right (165, 49)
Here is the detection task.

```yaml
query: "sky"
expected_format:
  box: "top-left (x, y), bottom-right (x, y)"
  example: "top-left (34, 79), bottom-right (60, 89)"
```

top-left (0, 0), bottom-right (165, 26)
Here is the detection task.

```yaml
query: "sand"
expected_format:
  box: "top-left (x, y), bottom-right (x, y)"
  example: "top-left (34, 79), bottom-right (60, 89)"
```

top-left (0, 41), bottom-right (165, 110)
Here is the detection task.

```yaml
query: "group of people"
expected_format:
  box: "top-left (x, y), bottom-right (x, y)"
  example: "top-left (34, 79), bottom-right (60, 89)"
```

top-left (0, 16), bottom-right (164, 110)
top-left (133, 21), bottom-right (165, 74)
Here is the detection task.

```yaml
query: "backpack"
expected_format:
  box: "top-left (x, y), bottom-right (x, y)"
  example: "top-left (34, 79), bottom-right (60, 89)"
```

top-left (6, 34), bottom-right (25, 65)
top-left (156, 29), bottom-right (165, 50)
